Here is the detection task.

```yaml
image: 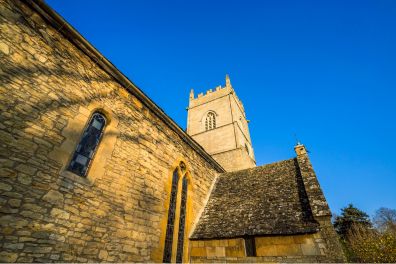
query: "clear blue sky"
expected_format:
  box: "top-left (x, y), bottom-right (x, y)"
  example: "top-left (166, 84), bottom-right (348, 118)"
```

top-left (46, 0), bottom-right (396, 217)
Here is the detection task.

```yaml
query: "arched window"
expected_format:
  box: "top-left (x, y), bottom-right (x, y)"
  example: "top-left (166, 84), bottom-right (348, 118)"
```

top-left (205, 112), bottom-right (216, 131)
top-left (163, 162), bottom-right (190, 263)
top-left (68, 112), bottom-right (106, 177)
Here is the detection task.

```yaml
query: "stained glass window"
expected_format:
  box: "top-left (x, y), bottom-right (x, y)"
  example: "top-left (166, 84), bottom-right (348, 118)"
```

top-left (68, 112), bottom-right (106, 177)
top-left (205, 112), bottom-right (216, 131)
top-left (163, 170), bottom-right (179, 263)
top-left (176, 177), bottom-right (188, 263)
top-left (244, 237), bottom-right (256, 257)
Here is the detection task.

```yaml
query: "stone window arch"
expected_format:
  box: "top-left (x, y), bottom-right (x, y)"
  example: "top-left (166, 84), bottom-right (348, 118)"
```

top-left (68, 112), bottom-right (107, 177)
top-left (205, 111), bottom-right (216, 131)
top-left (163, 161), bottom-right (191, 263)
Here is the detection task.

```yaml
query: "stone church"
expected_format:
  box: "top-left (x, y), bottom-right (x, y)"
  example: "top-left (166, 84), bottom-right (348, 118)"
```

top-left (0, 0), bottom-right (345, 262)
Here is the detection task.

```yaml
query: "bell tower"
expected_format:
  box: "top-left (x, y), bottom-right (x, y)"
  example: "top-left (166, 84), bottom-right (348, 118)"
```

top-left (187, 75), bottom-right (256, 172)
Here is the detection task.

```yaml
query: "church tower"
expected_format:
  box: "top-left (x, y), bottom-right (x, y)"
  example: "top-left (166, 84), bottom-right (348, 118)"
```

top-left (187, 75), bottom-right (256, 172)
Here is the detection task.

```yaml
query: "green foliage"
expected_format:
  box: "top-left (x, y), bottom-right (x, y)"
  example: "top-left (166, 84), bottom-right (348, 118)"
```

top-left (334, 204), bottom-right (372, 238)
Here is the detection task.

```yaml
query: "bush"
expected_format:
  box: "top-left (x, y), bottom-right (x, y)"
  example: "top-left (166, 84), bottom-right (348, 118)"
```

top-left (345, 224), bottom-right (396, 263)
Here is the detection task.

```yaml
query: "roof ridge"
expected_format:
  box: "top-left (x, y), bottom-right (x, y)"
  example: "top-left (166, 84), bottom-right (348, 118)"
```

top-left (191, 156), bottom-right (319, 239)
top-left (220, 157), bottom-right (296, 176)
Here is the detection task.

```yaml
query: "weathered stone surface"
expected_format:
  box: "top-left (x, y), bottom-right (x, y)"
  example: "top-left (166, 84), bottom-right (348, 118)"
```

top-left (42, 190), bottom-right (64, 205)
top-left (0, 251), bottom-right (18, 262)
top-left (190, 148), bottom-right (345, 262)
top-left (0, 0), bottom-right (344, 263)
top-left (294, 145), bottom-right (331, 217)
top-left (24, 246), bottom-right (52, 253)
top-left (8, 199), bottom-right (22, 208)
top-left (123, 245), bottom-right (139, 254)
top-left (0, 41), bottom-right (10, 54)
top-left (50, 208), bottom-right (70, 220)
top-left (11, 219), bottom-right (29, 229)
top-left (17, 173), bottom-right (32, 185)
top-left (98, 249), bottom-right (108, 260)
top-left (0, 0), bottom-right (220, 262)
top-left (191, 236), bottom-right (332, 262)
top-left (301, 243), bottom-right (320, 256)
top-left (0, 182), bottom-right (12, 191)
top-left (192, 159), bottom-right (319, 239)
top-left (187, 79), bottom-right (256, 172)
top-left (49, 254), bottom-right (60, 260)
top-left (15, 164), bottom-right (37, 175)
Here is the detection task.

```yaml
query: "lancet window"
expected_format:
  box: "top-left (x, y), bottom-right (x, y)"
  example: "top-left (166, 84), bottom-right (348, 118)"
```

top-left (68, 112), bottom-right (106, 177)
top-left (163, 162), bottom-right (190, 263)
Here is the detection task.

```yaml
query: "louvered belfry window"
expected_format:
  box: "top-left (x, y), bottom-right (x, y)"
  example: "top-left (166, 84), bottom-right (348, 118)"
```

top-left (163, 163), bottom-right (190, 263)
top-left (68, 112), bottom-right (106, 177)
top-left (205, 112), bottom-right (216, 131)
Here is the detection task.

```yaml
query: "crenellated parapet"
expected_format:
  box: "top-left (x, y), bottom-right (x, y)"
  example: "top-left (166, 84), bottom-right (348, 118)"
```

top-left (188, 75), bottom-right (245, 115)
top-left (187, 75), bottom-right (255, 172)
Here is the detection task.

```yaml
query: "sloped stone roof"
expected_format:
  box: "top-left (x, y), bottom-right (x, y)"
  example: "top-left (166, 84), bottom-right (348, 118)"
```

top-left (191, 158), bottom-right (320, 239)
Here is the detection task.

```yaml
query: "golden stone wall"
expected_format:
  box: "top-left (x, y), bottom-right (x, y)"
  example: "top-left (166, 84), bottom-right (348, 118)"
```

top-left (211, 147), bottom-right (256, 172)
top-left (0, 0), bottom-right (221, 262)
top-left (190, 234), bottom-right (330, 263)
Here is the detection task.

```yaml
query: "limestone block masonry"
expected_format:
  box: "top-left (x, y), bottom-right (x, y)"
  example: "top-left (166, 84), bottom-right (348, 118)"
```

top-left (0, 0), bottom-right (346, 263)
top-left (190, 234), bottom-right (332, 263)
top-left (187, 75), bottom-right (256, 172)
top-left (0, 0), bottom-right (223, 262)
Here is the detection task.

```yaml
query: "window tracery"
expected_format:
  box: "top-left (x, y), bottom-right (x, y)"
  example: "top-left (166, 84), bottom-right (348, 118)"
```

top-left (163, 162), bottom-right (190, 263)
top-left (205, 112), bottom-right (216, 131)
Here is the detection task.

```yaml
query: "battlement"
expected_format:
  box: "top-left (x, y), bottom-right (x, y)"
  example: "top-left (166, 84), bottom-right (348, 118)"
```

top-left (195, 85), bottom-right (223, 98)
top-left (189, 75), bottom-right (245, 113)
top-left (190, 76), bottom-right (231, 101)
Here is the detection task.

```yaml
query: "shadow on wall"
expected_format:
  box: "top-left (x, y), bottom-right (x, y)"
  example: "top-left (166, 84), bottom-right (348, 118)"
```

top-left (0, 61), bottom-right (167, 261)
top-left (294, 159), bottom-right (316, 224)
top-left (0, 29), bottom-right (169, 264)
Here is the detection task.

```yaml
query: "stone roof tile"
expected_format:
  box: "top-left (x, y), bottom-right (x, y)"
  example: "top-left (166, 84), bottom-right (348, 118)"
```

top-left (191, 158), bottom-right (320, 239)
